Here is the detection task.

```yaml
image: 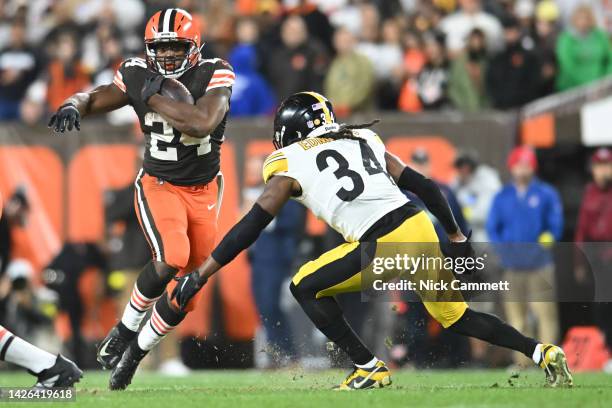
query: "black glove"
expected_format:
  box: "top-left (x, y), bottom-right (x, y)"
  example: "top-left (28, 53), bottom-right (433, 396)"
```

top-left (170, 271), bottom-right (207, 311)
top-left (141, 74), bottom-right (165, 104)
top-left (442, 231), bottom-right (476, 274)
top-left (48, 103), bottom-right (80, 133)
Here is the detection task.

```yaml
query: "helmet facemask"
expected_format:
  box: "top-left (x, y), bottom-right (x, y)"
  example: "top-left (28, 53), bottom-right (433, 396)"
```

top-left (145, 38), bottom-right (200, 78)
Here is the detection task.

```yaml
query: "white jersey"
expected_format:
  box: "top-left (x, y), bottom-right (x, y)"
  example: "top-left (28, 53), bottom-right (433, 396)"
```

top-left (262, 129), bottom-right (409, 242)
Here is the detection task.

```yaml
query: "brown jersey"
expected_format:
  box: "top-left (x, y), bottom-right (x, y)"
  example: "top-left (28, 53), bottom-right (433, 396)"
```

top-left (114, 57), bottom-right (234, 186)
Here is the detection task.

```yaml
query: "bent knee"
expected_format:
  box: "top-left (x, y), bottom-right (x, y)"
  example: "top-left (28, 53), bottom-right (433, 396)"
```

top-left (424, 301), bottom-right (468, 328)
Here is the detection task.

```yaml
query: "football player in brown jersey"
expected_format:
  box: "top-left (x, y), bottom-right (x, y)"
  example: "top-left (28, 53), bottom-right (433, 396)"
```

top-left (48, 8), bottom-right (235, 390)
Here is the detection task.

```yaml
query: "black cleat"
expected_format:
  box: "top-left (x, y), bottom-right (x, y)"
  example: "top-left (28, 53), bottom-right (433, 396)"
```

top-left (97, 324), bottom-right (136, 370)
top-left (109, 340), bottom-right (148, 391)
top-left (33, 354), bottom-right (83, 389)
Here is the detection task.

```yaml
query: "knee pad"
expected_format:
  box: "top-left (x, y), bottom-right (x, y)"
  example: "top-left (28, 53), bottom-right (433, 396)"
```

top-left (424, 301), bottom-right (468, 329)
top-left (152, 261), bottom-right (179, 284)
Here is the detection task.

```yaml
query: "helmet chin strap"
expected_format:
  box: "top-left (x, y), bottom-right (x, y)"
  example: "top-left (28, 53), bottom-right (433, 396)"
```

top-left (306, 123), bottom-right (340, 139)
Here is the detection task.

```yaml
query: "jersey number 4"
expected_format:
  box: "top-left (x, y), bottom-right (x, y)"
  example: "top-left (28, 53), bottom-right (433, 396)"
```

top-left (316, 142), bottom-right (395, 202)
top-left (145, 113), bottom-right (211, 161)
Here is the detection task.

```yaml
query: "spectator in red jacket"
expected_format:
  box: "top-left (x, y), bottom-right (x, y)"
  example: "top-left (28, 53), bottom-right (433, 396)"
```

top-left (575, 147), bottom-right (612, 371)
top-left (575, 148), bottom-right (612, 245)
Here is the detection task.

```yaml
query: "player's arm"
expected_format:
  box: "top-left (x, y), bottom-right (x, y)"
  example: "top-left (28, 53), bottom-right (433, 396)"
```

top-left (146, 86), bottom-right (231, 139)
top-left (385, 151), bottom-right (464, 241)
top-left (48, 84), bottom-right (129, 133)
top-left (171, 175), bottom-right (299, 310)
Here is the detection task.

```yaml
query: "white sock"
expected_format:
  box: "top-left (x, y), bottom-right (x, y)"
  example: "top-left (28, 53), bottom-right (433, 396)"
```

top-left (137, 304), bottom-right (176, 351)
top-left (356, 356), bottom-right (379, 369)
top-left (121, 284), bottom-right (159, 331)
top-left (0, 328), bottom-right (56, 373)
top-left (532, 343), bottom-right (543, 365)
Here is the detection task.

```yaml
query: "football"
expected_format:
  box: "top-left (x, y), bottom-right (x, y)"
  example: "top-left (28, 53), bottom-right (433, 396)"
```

top-left (160, 78), bottom-right (194, 104)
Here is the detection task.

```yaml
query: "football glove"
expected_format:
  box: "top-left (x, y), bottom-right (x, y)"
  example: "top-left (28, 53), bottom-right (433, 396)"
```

top-left (48, 103), bottom-right (80, 133)
top-left (170, 271), bottom-right (207, 311)
top-left (442, 230), bottom-right (476, 274)
top-left (141, 74), bottom-right (165, 104)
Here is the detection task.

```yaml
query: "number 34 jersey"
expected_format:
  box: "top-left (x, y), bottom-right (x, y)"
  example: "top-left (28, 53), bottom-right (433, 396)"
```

top-left (113, 57), bottom-right (234, 186)
top-left (263, 129), bottom-right (409, 242)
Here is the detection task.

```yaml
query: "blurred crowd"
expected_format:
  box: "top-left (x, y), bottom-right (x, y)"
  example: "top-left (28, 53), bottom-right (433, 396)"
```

top-left (1, 0), bottom-right (612, 123)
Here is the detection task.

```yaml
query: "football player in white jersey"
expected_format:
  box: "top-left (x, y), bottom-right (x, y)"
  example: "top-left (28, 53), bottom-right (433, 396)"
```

top-left (171, 92), bottom-right (572, 390)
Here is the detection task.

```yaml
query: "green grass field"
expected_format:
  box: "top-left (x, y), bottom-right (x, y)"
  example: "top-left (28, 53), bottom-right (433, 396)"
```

top-left (0, 369), bottom-right (610, 408)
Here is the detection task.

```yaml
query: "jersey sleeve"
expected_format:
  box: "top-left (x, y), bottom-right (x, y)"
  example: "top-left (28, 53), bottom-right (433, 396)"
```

top-left (262, 151), bottom-right (289, 184)
top-left (113, 65), bottom-right (127, 93)
top-left (206, 59), bottom-right (235, 93)
top-left (113, 58), bottom-right (148, 95)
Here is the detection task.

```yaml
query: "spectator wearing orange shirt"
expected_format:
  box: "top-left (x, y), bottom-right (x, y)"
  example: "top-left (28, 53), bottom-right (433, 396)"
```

top-left (45, 31), bottom-right (90, 112)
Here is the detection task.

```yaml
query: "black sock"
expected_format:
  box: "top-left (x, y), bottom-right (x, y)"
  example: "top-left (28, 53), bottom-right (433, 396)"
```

top-left (323, 317), bottom-right (374, 365)
top-left (155, 294), bottom-right (187, 326)
top-left (448, 308), bottom-right (538, 358)
top-left (290, 283), bottom-right (373, 365)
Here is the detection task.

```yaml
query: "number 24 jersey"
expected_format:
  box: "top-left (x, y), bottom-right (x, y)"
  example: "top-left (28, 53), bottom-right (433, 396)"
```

top-left (262, 129), bottom-right (409, 242)
top-left (113, 57), bottom-right (234, 186)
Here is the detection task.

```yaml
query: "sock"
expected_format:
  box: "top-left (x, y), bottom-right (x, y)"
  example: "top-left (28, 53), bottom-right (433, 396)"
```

top-left (137, 295), bottom-right (186, 351)
top-left (448, 308), bottom-right (539, 359)
top-left (0, 327), bottom-right (56, 374)
top-left (533, 343), bottom-right (543, 365)
top-left (356, 356), bottom-right (379, 369)
top-left (120, 262), bottom-right (169, 331)
top-left (289, 283), bottom-right (374, 365)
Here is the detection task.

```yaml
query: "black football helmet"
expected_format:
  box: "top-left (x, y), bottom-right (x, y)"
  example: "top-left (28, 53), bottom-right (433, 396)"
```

top-left (273, 92), bottom-right (338, 149)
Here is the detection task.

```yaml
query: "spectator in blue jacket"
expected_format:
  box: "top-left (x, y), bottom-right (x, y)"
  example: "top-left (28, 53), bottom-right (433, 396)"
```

top-left (228, 19), bottom-right (276, 117)
top-left (486, 145), bottom-right (563, 366)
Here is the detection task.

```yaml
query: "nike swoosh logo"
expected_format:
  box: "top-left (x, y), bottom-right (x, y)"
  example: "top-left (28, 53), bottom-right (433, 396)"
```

top-left (207, 203), bottom-right (216, 210)
top-left (99, 341), bottom-right (111, 357)
top-left (353, 366), bottom-right (382, 389)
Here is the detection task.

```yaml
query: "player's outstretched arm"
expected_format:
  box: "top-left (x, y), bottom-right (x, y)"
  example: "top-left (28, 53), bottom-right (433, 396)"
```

top-left (147, 85), bottom-right (231, 139)
top-left (48, 83), bottom-right (129, 133)
top-left (385, 151), bottom-right (465, 242)
top-left (171, 175), bottom-right (298, 310)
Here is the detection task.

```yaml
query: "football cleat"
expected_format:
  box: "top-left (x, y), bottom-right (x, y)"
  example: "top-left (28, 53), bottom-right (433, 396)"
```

top-left (109, 340), bottom-right (148, 391)
top-left (97, 324), bottom-right (136, 370)
top-left (33, 354), bottom-right (83, 389)
top-left (334, 360), bottom-right (392, 390)
top-left (539, 344), bottom-right (573, 387)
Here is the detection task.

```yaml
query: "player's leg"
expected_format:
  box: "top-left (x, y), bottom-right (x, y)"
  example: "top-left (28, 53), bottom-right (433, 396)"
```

top-left (98, 171), bottom-right (189, 371)
top-left (110, 182), bottom-right (217, 390)
top-left (135, 185), bottom-right (218, 356)
top-left (0, 326), bottom-right (82, 388)
top-left (385, 211), bottom-right (572, 386)
top-left (290, 241), bottom-right (391, 390)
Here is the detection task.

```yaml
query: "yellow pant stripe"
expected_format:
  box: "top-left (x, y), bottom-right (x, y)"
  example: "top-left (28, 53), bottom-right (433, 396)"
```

top-left (292, 241), bottom-right (359, 286)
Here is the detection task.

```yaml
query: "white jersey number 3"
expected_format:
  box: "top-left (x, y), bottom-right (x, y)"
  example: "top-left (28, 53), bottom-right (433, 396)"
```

top-left (144, 113), bottom-right (211, 161)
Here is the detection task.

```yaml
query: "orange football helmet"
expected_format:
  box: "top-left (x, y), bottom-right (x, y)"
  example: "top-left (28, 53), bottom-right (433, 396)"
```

top-left (144, 8), bottom-right (201, 77)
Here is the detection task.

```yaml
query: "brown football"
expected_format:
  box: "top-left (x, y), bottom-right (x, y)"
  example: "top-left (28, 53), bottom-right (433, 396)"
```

top-left (160, 78), bottom-right (194, 104)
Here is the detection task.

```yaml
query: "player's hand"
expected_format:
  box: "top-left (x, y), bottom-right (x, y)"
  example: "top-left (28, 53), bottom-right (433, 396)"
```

top-left (141, 74), bottom-right (165, 104)
top-left (170, 271), bottom-right (207, 311)
top-left (48, 103), bottom-right (80, 133)
top-left (443, 230), bottom-right (476, 274)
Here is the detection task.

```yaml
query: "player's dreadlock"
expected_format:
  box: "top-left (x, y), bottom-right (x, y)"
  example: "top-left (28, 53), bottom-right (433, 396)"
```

top-left (321, 119), bottom-right (380, 142)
